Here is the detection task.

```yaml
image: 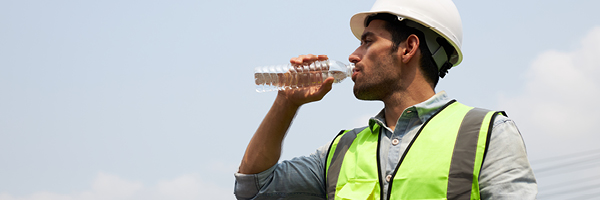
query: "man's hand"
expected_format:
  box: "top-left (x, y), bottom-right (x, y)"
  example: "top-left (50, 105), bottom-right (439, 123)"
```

top-left (279, 54), bottom-right (335, 108)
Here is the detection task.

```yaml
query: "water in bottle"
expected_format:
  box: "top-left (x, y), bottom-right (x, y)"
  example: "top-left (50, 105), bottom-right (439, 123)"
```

top-left (254, 60), bottom-right (355, 93)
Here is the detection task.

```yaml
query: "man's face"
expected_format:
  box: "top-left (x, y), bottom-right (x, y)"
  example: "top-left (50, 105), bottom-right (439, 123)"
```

top-left (349, 20), bottom-right (402, 100)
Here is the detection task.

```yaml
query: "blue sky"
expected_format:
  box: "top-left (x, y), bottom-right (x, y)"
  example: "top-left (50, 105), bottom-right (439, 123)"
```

top-left (1, 0), bottom-right (600, 199)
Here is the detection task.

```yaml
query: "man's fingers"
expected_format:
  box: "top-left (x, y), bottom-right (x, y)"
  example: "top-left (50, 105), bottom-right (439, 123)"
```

top-left (290, 54), bottom-right (328, 66)
top-left (301, 54), bottom-right (317, 65)
top-left (317, 55), bottom-right (328, 61)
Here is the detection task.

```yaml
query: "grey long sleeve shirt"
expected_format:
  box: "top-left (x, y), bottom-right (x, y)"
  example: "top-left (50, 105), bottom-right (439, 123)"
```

top-left (234, 91), bottom-right (537, 199)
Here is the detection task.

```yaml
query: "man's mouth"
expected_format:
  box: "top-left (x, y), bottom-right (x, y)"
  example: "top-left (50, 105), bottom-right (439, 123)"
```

top-left (351, 68), bottom-right (360, 82)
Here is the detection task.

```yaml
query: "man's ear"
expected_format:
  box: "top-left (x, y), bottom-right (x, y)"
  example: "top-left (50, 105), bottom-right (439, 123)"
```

top-left (400, 34), bottom-right (420, 64)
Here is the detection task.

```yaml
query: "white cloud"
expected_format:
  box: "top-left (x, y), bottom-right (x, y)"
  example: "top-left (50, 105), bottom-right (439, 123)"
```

top-left (155, 173), bottom-right (231, 200)
top-left (87, 172), bottom-right (143, 200)
top-left (495, 26), bottom-right (600, 198)
top-left (156, 174), bottom-right (202, 199)
top-left (498, 26), bottom-right (600, 152)
top-left (0, 172), bottom-right (233, 200)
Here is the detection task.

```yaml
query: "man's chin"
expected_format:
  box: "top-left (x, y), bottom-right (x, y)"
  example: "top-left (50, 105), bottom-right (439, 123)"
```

top-left (353, 88), bottom-right (380, 101)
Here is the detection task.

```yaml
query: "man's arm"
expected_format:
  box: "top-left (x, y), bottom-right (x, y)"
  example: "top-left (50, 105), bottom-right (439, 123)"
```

top-left (235, 144), bottom-right (331, 199)
top-left (238, 54), bottom-right (334, 174)
top-left (480, 115), bottom-right (538, 199)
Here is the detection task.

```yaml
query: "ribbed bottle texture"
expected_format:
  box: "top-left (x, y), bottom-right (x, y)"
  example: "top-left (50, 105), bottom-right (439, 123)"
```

top-left (254, 60), bottom-right (355, 93)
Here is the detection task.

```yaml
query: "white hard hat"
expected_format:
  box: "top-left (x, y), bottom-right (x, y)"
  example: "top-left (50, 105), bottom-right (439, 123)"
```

top-left (350, 0), bottom-right (463, 76)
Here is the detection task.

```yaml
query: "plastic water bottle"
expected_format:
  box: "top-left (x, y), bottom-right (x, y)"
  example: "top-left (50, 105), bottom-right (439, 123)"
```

top-left (254, 60), bottom-right (355, 93)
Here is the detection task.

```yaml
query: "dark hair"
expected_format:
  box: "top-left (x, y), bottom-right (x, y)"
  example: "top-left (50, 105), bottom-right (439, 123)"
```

top-left (365, 13), bottom-right (439, 88)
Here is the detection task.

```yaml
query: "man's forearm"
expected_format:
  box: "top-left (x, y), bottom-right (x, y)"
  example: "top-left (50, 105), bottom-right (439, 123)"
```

top-left (238, 93), bottom-right (301, 174)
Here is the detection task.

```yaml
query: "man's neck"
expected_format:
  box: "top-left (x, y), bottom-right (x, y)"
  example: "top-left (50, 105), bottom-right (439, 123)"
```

top-left (382, 88), bottom-right (435, 131)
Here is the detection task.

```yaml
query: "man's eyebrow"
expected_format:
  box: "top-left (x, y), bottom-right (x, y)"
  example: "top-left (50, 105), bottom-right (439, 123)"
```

top-left (361, 31), bottom-right (375, 41)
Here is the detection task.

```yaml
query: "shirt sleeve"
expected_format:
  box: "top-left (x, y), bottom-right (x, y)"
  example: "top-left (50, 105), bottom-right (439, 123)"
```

top-left (479, 115), bottom-right (538, 199)
top-left (234, 144), bottom-right (330, 200)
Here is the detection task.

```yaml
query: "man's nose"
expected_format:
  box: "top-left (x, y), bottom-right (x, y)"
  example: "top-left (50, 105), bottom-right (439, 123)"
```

top-left (349, 50), bottom-right (361, 64)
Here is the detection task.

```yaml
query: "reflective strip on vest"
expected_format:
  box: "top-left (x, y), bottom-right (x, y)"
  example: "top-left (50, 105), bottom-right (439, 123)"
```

top-left (325, 101), bottom-right (504, 200)
top-left (326, 128), bottom-right (359, 199)
top-left (447, 107), bottom-right (495, 199)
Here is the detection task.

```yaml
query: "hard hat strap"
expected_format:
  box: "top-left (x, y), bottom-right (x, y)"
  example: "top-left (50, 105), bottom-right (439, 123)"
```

top-left (431, 43), bottom-right (448, 71)
top-left (405, 20), bottom-right (451, 76)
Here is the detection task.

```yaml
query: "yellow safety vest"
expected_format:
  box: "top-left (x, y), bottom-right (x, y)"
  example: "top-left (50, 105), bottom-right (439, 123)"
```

top-left (325, 101), bottom-right (504, 200)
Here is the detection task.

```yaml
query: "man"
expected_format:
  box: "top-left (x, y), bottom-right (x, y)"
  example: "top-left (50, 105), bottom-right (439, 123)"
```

top-left (235, 0), bottom-right (537, 199)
